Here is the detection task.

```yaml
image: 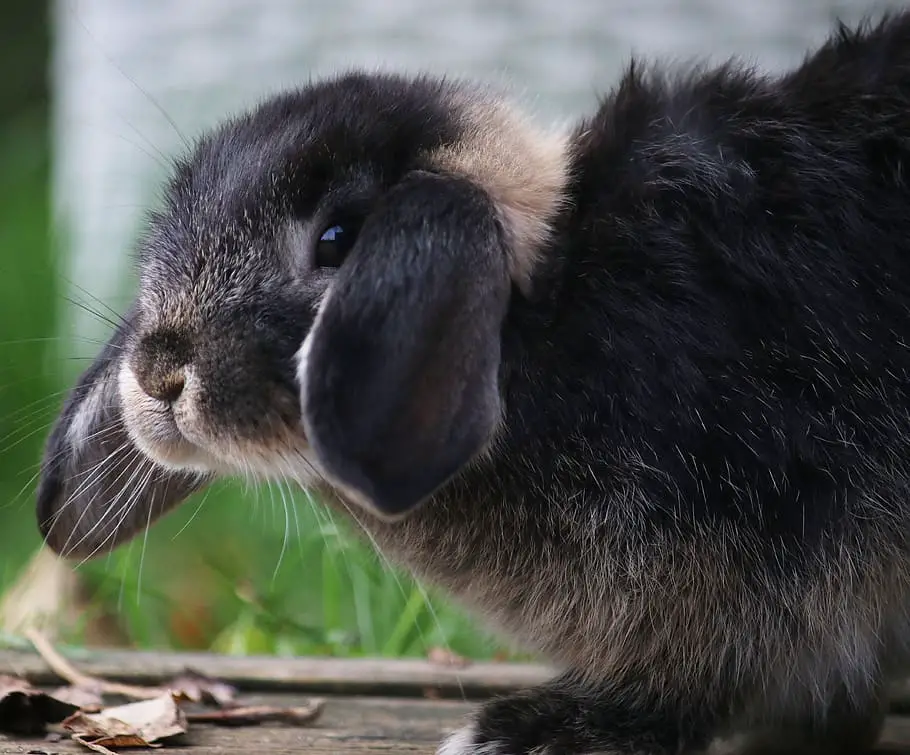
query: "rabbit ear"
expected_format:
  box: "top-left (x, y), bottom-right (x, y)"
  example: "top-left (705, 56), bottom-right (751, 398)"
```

top-left (36, 316), bottom-right (208, 559)
top-left (300, 170), bottom-right (512, 517)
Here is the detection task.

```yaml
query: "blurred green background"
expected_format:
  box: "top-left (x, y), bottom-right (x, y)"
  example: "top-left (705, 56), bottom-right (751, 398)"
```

top-left (1, 1), bottom-right (55, 588)
top-left (0, 0), bottom-right (511, 662)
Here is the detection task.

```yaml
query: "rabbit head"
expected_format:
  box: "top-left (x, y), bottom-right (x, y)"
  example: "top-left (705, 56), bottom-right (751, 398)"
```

top-left (36, 71), bottom-right (569, 559)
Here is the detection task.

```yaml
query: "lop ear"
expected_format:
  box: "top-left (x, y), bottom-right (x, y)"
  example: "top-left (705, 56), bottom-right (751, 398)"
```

top-left (301, 171), bottom-right (512, 517)
top-left (36, 315), bottom-right (208, 559)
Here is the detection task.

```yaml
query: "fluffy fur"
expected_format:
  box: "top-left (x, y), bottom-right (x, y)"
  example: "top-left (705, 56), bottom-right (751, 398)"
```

top-left (34, 11), bottom-right (910, 754)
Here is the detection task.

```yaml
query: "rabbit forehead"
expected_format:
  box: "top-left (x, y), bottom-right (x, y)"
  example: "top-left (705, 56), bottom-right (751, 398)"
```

top-left (140, 72), bottom-right (569, 303)
top-left (162, 72), bottom-right (465, 215)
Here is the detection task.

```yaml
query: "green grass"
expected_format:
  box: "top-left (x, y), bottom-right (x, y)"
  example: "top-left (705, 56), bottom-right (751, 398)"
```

top-left (0, 105), bottom-right (521, 664)
top-left (71, 481), bottom-right (513, 659)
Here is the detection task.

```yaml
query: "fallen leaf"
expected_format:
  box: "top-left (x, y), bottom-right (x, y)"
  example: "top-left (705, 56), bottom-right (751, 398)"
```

top-left (0, 674), bottom-right (80, 736)
top-left (165, 669), bottom-right (236, 707)
top-left (184, 699), bottom-right (324, 727)
top-left (63, 693), bottom-right (187, 751)
top-left (427, 647), bottom-right (471, 668)
top-left (71, 733), bottom-right (155, 755)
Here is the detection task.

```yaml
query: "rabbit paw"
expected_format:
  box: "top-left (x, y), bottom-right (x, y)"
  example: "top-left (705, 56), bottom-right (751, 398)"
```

top-left (434, 680), bottom-right (689, 755)
top-left (435, 680), bottom-right (886, 755)
top-left (436, 720), bottom-right (613, 754)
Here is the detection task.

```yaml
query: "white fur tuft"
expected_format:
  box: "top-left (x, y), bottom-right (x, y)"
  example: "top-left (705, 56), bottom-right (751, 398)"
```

top-left (437, 724), bottom-right (510, 755)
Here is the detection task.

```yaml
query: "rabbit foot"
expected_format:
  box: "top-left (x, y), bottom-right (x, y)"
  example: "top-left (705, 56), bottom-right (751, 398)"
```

top-left (436, 719), bottom-right (678, 755)
top-left (435, 677), bottom-right (705, 755)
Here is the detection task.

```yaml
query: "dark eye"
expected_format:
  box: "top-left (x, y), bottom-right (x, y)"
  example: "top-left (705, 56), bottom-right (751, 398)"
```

top-left (315, 223), bottom-right (357, 268)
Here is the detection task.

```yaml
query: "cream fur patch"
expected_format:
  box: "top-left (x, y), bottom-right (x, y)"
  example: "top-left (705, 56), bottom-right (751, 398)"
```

top-left (429, 88), bottom-right (571, 293)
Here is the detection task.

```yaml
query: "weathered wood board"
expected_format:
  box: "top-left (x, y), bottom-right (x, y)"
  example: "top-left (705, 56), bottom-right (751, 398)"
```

top-left (0, 648), bottom-right (553, 699)
top-left (2, 648), bottom-right (910, 753)
top-left (0, 692), bottom-right (472, 754)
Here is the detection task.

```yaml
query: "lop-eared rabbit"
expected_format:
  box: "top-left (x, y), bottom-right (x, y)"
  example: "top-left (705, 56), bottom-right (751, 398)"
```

top-left (34, 11), bottom-right (910, 754)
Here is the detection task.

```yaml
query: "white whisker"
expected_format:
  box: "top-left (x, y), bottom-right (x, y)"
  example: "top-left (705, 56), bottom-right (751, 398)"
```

top-left (65, 447), bottom-right (147, 561)
top-left (135, 463), bottom-right (161, 603)
top-left (171, 486), bottom-right (213, 541)
top-left (49, 436), bottom-right (132, 531)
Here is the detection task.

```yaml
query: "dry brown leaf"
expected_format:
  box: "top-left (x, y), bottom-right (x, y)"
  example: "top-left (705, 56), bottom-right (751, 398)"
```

top-left (63, 693), bottom-right (187, 751)
top-left (71, 733), bottom-right (158, 755)
top-left (427, 646), bottom-right (471, 668)
top-left (165, 669), bottom-right (236, 707)
top-left (184, 699), bottom-right (324, 727)
top-left (0, 674), bottom-right (81, 736)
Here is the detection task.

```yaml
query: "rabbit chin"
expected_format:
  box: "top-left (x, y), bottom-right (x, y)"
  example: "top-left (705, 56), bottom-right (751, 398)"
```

top-left (117, 361), bottom-right (317, 486)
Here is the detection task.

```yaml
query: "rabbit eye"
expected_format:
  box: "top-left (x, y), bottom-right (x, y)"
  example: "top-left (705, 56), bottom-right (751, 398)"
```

top-left (315, 223), bottom-right (355, 268)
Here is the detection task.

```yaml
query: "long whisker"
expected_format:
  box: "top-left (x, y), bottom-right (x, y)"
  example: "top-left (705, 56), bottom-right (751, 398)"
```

top-left (7, 466), bottom-right (48, 513)
top-left (0, 387), bottom-right (76, 423)
top-left (135, 463), bottom-right (161, 602)
top-left (171, 487), bottom-right (214, 541)
top-left (0, 416), bottom-right (58, 456)
top-left (334, 501), bottom-right (419, 631)
top-left (0, 335), bottom-right (114, 349)
top-left (63, 280), bottom-right (129, 328)
top-left (271, 478), bottom-right (293, 585)
top-left (64, 295), bottom-right (121, 333)
top-left (47, 423), bottom-right (130, 527)
top-left (63, 5), bottom-right (190, 150)
top-left (282, 450), bottom-right (457, 664)
top-left (43, 434), bottom-right (130, 529)
top-left (0, 382), bottom-right (103, 447)
top-left (58, 447), bottom-right (137, 556)
top-left (68, 449), bottom-right (150, 566)
top-left (279, 476), bottom-right (306, 564)
top-left (58, 441), bottom-right (140, 556)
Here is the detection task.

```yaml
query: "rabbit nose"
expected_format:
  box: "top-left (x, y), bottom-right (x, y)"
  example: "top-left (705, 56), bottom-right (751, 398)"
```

top-left (138, 369), bottom-right (186, 403)
top-left (132, 329), bottom-right (192, 403)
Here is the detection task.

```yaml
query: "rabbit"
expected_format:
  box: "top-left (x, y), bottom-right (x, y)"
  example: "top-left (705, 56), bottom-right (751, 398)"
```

top-left (33, 9), bottom-right (910, 754)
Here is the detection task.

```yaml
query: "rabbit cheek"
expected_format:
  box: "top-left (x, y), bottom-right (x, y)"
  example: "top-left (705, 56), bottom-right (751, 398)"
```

top-left (36, 320), bottom-right (208, 559)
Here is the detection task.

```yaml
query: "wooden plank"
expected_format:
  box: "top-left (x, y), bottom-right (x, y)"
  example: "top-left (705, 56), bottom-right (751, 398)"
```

top-left (0, 648), bottom-right (552, 700)
top-left (4, 648), bottom-right (910, 752)
top-left (8, 645), bottom-right (910, 706)
top-left (2, 693), bottom-right (910, 753)
top-left (0, 693), bottom-right (472, 754)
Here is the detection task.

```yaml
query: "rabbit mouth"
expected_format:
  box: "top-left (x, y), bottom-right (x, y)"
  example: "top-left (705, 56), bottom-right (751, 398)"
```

top-left (117, 360), bottom-right (312, 483)
top-left (118, 364), bottom-right (220, 472)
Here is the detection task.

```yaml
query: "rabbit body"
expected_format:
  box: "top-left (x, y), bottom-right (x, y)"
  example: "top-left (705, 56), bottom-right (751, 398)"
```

top-left (35, 11), bottom-right (910, 754)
